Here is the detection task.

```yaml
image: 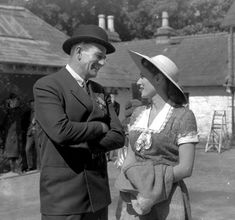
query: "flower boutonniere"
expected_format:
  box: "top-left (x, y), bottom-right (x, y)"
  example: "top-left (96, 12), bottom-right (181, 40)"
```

top-left (94, 93), bottom-right (106, 110)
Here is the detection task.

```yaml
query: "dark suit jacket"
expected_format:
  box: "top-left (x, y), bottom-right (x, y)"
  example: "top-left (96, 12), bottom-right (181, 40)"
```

top-left (33, 67), bottom-right (125, 215)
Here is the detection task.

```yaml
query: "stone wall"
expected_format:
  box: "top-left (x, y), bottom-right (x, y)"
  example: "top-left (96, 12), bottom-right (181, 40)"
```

top-left (186, 86), bottom-right (231, 141)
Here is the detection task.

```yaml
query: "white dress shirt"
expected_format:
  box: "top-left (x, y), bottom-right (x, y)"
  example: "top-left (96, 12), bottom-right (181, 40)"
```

top-left (66, 64), bottom-right (84, 87)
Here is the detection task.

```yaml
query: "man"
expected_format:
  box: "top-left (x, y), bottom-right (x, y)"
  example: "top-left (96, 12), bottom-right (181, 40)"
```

top-left (25, 99), bottom-right (39, 171)
top-left (4, 93), bottom-right (27, 173)
top-left (33, 24), bottom-right (125, 220)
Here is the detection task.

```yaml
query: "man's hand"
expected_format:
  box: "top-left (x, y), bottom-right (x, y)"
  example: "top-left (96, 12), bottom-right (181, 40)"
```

top-left (101, 122), bottom-right (109, 133)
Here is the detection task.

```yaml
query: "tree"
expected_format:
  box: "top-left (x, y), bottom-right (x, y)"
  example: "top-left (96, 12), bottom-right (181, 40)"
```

top-left (122, 0), bottom-right (233, 38)
top-left (5, 0), bottom-right (234, 40)
top-left (25, 0), bottom-right (131, 39)
top-left (177, 0), bottom-right (234, 35)
top-left (121, 0), bottom-right (192, 39)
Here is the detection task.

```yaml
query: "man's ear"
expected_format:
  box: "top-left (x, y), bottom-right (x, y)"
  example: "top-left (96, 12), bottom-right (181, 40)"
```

top-left (75, 46), bottom-right (82, 61)
top-left (75, 46), bottom-right (81, 54)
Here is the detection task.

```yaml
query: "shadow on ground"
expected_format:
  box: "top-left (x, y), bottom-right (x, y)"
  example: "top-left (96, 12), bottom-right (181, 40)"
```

top-left (0, 144), bottom-right (235, 220)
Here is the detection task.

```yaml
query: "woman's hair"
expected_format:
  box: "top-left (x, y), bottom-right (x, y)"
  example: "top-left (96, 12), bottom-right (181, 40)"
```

top-left (141, 58), bottom-right (161, 75)
top-left (165, 78), bottom-right (187, 106)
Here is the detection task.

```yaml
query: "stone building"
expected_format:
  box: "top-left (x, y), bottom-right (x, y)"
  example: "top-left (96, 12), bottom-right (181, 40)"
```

top-left (0, 5), bottom-right (134, 121)
top-left (107, 12), bottom-right (232, 140)
top-left (0, 4), bottom-right (68, 102)
top-left (0, 5), bottom-right (232, 140)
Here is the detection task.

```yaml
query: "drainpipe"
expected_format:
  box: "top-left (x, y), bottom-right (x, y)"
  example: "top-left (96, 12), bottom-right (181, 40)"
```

top-left (228, 26), bottom-right (235, 144)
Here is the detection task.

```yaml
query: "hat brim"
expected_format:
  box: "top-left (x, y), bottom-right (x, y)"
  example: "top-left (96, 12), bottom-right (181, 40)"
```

top-left (128, 50), bottom-right (187, 104)
top-left (63, 36), bottom-right (115, 55)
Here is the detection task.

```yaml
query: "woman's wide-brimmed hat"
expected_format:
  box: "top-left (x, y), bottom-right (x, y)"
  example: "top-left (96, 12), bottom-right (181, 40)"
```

top-left (63, 24), bottom-right (115, 55)
top-left (128, 50), bottom-right (187, 104)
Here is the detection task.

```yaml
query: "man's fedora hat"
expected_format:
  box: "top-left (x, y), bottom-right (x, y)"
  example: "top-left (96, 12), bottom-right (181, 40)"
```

top-left (128, 50), bottom-right (187, 104)
top-left (63, 24), bottom-right (115, 55)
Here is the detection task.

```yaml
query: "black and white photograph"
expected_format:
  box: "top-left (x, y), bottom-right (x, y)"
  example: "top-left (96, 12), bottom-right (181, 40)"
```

top-left (0, 0), bottom-right (234, 219)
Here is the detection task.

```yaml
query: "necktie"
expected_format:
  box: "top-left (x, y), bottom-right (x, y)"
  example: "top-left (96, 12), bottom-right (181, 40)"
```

top-left (82, 80), bottom-right (90, 95)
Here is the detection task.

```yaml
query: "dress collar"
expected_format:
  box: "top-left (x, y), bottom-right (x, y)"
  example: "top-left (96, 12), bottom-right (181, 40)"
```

top-left (130, 102), bottom-right (173, 133)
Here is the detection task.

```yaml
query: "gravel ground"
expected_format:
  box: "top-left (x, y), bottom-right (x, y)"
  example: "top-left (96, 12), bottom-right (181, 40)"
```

top-left (0, 144), bottom-right (235, 220)
top-left (108, 145), bottom-right (235, 220)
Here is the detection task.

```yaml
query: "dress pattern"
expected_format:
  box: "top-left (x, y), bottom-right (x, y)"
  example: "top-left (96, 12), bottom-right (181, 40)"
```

top-left (128, 103), bottom-right (198, 165)
top-left (116, 103), bottom-right (199, 220)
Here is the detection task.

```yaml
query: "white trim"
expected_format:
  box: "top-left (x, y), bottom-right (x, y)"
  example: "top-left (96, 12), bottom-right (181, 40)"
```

top-left (129, 102), bottom-right (173, 134)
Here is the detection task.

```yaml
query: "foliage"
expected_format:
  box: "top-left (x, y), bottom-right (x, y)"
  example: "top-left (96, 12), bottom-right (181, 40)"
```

top-left (177, 0), bottom-right (234, 35)
top-left (4, 0), bottom-right (235, 40)
top-left (122, 0), bottom-right (234, 38)
top-left (24, 0), bottom-right (131, 39)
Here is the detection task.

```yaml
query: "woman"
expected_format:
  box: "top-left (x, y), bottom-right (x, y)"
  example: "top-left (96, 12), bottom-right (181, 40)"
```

top-left (115, 51), bottom-right (199, 220)
top-left (4, 93), bottom-right (26, 174)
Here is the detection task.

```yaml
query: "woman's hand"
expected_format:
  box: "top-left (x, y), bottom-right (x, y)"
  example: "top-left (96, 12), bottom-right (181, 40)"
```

top-left (131, 195), bottom-right (153, 215)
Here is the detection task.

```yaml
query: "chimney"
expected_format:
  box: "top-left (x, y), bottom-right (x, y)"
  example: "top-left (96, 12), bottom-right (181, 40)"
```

top-left (98, 14), bottom-right (106, 29)
top-left (104, 15), bottom-right (121, 42)
top-left (107, 15), bottom-right (115, 32)
top-left (155, 11), bottom-right (176, 44)
top-left (162, 11), bottom-right (169, 27)
top-left (97, 14), bottom-right (121, 42)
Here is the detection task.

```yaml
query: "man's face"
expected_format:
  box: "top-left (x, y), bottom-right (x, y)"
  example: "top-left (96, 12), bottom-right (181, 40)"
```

top-left (79, 43), bottom-right (107, 79)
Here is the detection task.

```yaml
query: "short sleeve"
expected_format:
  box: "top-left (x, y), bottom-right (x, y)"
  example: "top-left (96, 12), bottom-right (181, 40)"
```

top-left (177, 109), bottom-right (199, 145)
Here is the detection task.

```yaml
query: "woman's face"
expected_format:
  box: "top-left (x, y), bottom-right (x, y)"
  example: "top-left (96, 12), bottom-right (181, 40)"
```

top-left (136, 73), bottom-right (157, 99)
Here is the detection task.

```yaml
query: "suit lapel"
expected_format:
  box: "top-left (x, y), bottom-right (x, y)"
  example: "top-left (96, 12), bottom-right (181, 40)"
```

top-left (59, 68), bottom-right (93, 109)
top-left (59, 69), bottom-right (107, 120)
top-left (87, 81), bottom-right (108, 121)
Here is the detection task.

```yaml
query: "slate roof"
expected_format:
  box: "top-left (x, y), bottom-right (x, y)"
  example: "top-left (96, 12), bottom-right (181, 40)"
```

top-left (107, 32), bottom-right (229, 87)
top-left (0, 5), bottom-right (68, 66)
top-left (95, 62), bottom-right (134, 88)
top-left (0, 5), bottom-right (133, 88)
top-left (221, 1), bottom-right (235, 27)
top-left (0, 5), bottom-right (230, 88)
